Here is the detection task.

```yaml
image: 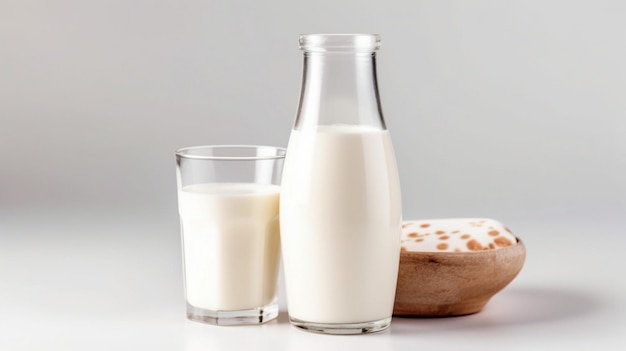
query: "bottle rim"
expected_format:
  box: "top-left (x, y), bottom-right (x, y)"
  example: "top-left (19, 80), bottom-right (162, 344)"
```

top-left (299, 34), bottom-right (381, 53)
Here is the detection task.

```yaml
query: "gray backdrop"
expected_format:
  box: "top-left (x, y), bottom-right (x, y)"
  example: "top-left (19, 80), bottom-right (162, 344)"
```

top-left (2, 1), bottom-right (625, 347)
top-left (1, 2), bottom-right (624, 244)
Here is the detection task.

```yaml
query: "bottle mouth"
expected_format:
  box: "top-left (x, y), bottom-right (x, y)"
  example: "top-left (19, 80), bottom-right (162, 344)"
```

top-left (299, 34), bottom-right (381, 53)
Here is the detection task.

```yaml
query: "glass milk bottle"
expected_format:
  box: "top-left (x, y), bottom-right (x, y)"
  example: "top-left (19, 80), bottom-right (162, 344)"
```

top-left (280, 34), bottom-right (402, 334)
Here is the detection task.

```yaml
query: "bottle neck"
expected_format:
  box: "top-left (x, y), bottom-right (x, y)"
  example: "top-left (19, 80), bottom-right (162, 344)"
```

top-left (294, 51), bottom-right (385, 131)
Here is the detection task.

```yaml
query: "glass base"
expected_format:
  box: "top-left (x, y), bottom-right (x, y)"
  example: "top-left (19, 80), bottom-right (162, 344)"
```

top-left (186, 302), bottom-right (279, 326)
top-left (289, 316), bottom-right (391, 335)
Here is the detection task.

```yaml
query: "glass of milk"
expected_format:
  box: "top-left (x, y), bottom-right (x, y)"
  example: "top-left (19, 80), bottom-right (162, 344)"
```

top-left (175, 145), bottom-right (285, 325)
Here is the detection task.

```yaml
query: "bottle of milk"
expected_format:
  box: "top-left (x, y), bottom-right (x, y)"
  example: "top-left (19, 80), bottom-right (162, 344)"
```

top-left (280, 34), bottom-right (402, 334)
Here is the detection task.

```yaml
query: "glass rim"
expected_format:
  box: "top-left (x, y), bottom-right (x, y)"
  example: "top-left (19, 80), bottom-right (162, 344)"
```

top-left (299, 33), bottom-right (381, 53)
top-left (175, 145), bottom-right (286, 161)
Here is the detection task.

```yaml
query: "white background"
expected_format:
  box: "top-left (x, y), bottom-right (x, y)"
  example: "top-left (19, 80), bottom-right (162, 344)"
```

top-left (1, 1), bottom-right (625, 350)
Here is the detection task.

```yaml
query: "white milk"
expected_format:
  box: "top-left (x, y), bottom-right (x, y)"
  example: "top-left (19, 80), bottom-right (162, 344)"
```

top-left (280, 125), bottom-right (402, 324)
top-left (178, 183), bottom-right (281, 311)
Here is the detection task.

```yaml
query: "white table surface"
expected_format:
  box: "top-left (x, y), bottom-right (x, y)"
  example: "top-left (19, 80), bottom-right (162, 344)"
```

top-left (1, 208), bottom-right (625, 350)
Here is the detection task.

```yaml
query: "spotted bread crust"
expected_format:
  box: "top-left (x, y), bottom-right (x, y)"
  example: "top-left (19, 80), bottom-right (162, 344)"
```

top-left (401, 218), bottom-right (516, 253)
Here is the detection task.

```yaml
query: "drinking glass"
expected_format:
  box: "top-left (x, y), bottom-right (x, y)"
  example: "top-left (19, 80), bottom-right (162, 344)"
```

top-left (176, 145), bottom-right (285, 325)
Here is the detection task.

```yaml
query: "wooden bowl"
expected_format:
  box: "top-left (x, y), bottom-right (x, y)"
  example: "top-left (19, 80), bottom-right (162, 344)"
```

top-left (393, 237), bottom-right (526, 317)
